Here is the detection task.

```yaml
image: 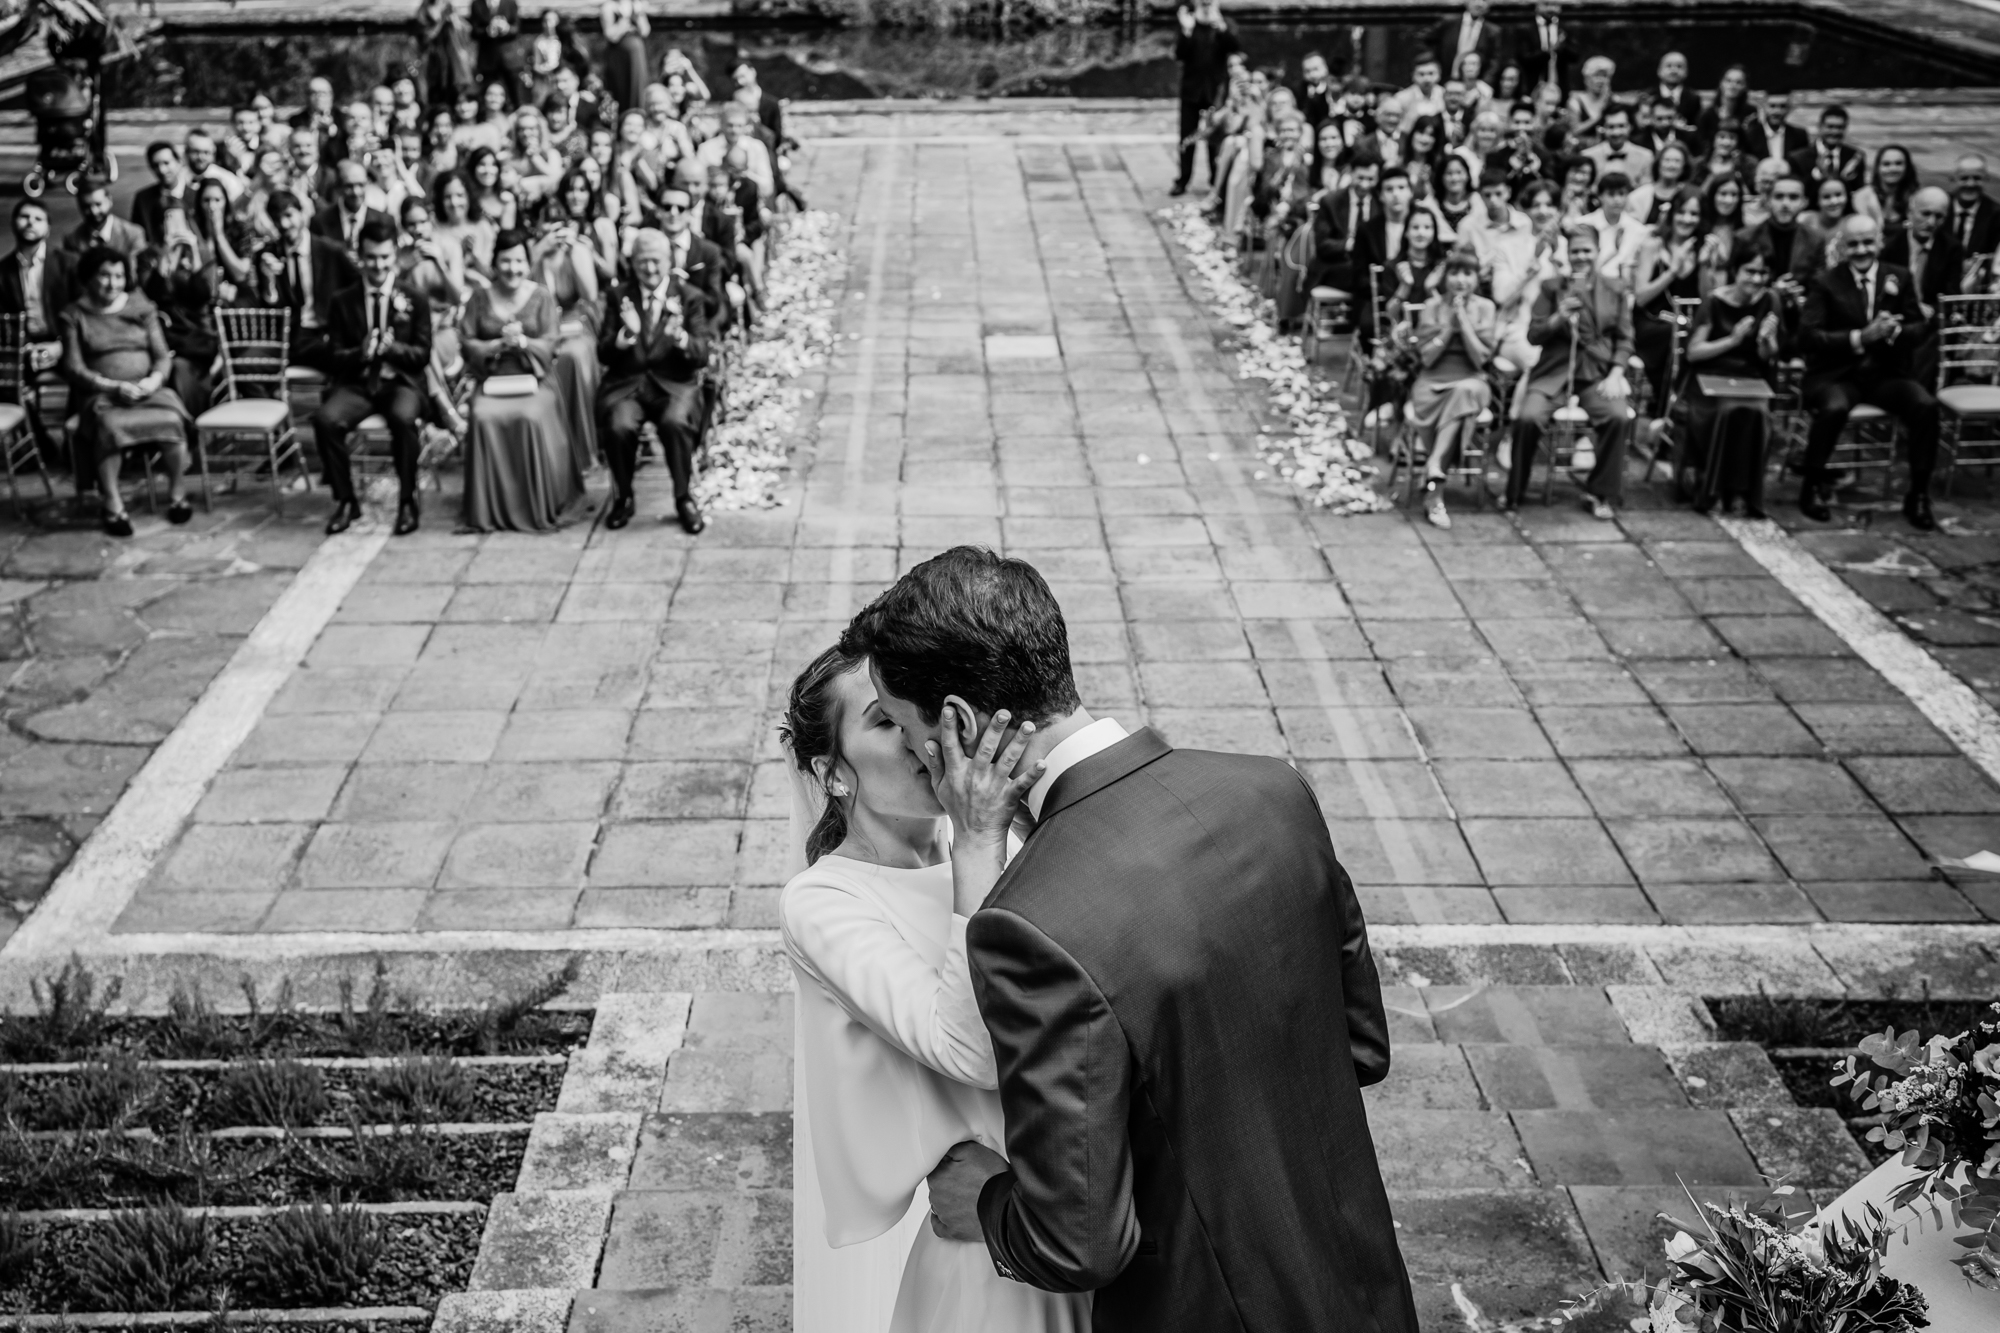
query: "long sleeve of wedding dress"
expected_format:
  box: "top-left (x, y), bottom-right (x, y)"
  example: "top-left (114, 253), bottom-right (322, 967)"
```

top-left (784, 875), bottom-right (997, 1089)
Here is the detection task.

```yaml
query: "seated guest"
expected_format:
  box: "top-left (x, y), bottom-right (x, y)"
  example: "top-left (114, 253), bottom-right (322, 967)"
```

top-left (1743, 157), bottom-right (1785, 227)
top-left (1696, 121), bottom-right (1749, 187)
top-left (1293, 50), bottom-right (1338, 133)
top-left (505, 107), bottom-right (566, 208)
top-left (289, 77), bottom-right (341, 160)
top-left (432, 171), bottom-right (497, 282)
top-left (1389, 207), bottom-right (1446, 312)
top-left (1352, 166), bottom-right (1418, 333)
top-left (288, 133), bottom-right (337, 212)
top-left (2, 201), bottom-right (77, 446)
top-left (1650, 51), bottom-right (1703, 141)
top-left (189, 176), bottom-right (254, 292)
top-left (1307, 156), bottom-right (1380, 296)
top-left (1742, 87), bottom-right (1808, 167)
top-left (1700, 174), bottom-right (1749, 288)
top-left (1681, 241), bottom-right (1782, 514)
top-left (550, 167), bottom-right (620, 291)
top-left (1431, 154), bottom-right (1477, 239)
top-left (1788, 105), bottom-right (1866, 195)
top-left (464, 146), bottom-right (520, 231)
top-left (233, 147), bottom-right (292, 247)
top-left (458, 227), bottom-right (580, 531)
top-left (397, 196), bottom-right (473, 438)
top-left (542, 63), bottom-right (601, 146)
top-left (1507, 224), bottom-right (1633, 517)
top-left (141, 236), bottom-right (219, 419)
top-left (1882, 185), bottom-right (1962, 386)
top-left (1796, 213), bottom-right (1939, 529)
top-left (184, 129), bottom-right (246, 202)
top-left (221, 104), bottom-right (268, 176)
top-left (595, 227), bottom-right (713, 533)
top-left (58, 246), bottom-right (193, 536)
top-left (1461, 167), bottom-right (1551, 382)
top-left (1583, 105), bottom-right (1654, 190)
top-left (1500, 103), bottom-right (1546, 198)
top-left (64, 176), bottom-right (148, 261)
top-left (132, 140), bottom-right (195, 249)
top-left (1407, 250), bottom-right (1496, 530)
top-left (1632, 185), bottom-right (1708, 418)
top-left (656, 186), bottom-right (730, 335)
top-left (254, 190), bottom-right (358, 370)
top-left (697, 163), bottom-right (766, 313)
top-left (1628, 141), bottom-right (1694, 228)
top-left (1580, 171), bottom-right (1640, 278)
top-left (313, 160), bottom-right (394, 254)
top-left (1696, 65), bottom-right (1751, 150)
top-left (1856, 144), bottom-right (1919, 236)
top-left (1739, 176), bottom-right (1824, 306)
top-left (419, 107), bottom-right (461, 193)
top-left (312, 219), bottom-right (433, 537)
top-left (1454, 110), bottom-right (1502, 180)
top-left (1558, 157), bottom-right (1597, 222)
top-left (1566, 57), bottom-right (1616, 145)
top-left (696, 104), bottom-right (774, 202)
top-left (1947, 154), bottom-right (2000, 276)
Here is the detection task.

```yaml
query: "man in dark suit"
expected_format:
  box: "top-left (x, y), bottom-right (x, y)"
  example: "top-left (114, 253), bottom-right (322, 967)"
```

top-left (1291, 51), bottom-right (1337, 134)
top-left (312, 161), bottom-right (394, 256)
top-left (731, 60), bottom-right (786, 146)
top-left (1648, 51), bottom-right (1703, 140)
top-left (469, 0), bottom-right (522, 100)
top-left (1170, 0), bottom-right (1239, 196)
top-left (1306, 155), bottom-right (1381, 297)
top-left (652, 188), bottom-right (730, 337)
top-left (1797, 213), bottom-right (1940, 529)
top-left (1509, 225), bottom-right (1634, 513)
top-left (844, 547), bottom-right (1418, 1333)
top-left (694, 165), bottom-right (765, 311)
top-left (255, 192), bottom-right (359, 371)
top-left (1741, 88), bottom-right (1809, 167)
top-left (1883, 186), bottom-right (1962, 387)
top-left (288, 77), bottom-right (342, 161)
top-left (0, 199), bottom-right (78, 459)
top-left (1426, 0), bottom-right (1501, 83)
top-left (312, 219), bottom-right (432, 537)
top-left (596, 226), bottom-right (713, 534)
top-left (1787, 105), bottom-right (1866, 194)
top-left (1522, 0), bottom-right (1576, 95)
top-left (1350, 166), bottom-right (1416, 335)
top-left (130, 140), bottom-right (193, 248)
top-left (63, 176), bottom-right (148, 262)
top-left (543, 62), bottom-right (601, 139)
top-left (1946, 153), bottom-right (2000, 283)
top-left (1738, 176), bottom-right (1826, 306)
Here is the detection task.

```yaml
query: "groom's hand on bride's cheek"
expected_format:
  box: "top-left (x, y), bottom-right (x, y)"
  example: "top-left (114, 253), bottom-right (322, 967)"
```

top-left (927, 1140), bottom-right (1009, 1243)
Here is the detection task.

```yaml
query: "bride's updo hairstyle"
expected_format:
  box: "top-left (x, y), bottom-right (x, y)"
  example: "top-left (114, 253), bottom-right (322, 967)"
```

top-left (839, 546), bottom-right (1079, 726)
top-left (780, 645), bottom-right (864, 864)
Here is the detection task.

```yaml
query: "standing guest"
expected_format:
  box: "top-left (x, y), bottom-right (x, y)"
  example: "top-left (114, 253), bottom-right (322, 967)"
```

top-left (1426, 0), bottom-right (1500, 86)
top-left (131, 141), bottom-right (195, 248)
top-left (1742, 86), bottom-right (1807, 167)
top-left (141, 236), bottom-right (219, 419)
top-left (470, 0), bottom-right (522, 104)
top-left (1946, 154), bottom-right (2000, 274)
top-left (533, 175), bottom-right (608, 471)
top-left (254, 191), bottom-right (358, 368)
top-left (289, 78), bottom-right (341, 159)
top-left (397, 196), bottom-right (471, 310)
top-left (2, 201), bottom-right (77, 393)
top-left (459, 226), bottom-right (579, 531)
top-left (464, 146), bottom-right (520, 230)
top-left (1680, 240), bottom-right (1781, 514)
top-left (1632, 185), bottom-right (1707, 416)
top-left (595, 226), bottom-right (712, 532)
top-left (1795, 213), bottom-right (1939, 528)
top-left (1696, 65), bottom-right (1752, 146)
top-left (1525, 0), bottom-right (1573, 94)
top-left (1580, 170), bottom-right (1639, 277)
top-left (1583, 105), bottom-right (1653, 190)
top-left (1855, 145), bottom-right (1918, 235)
top-left (1628, 140), bottom-right (1692, 227)
top-left (313, 161), bottom-right (394, 254)
top-left (1566, 57), bottom-right (1615, 145)
top-left (1880, 185), bottom-right (1960, 384)
top-left (1170, 0), bottom-right (1239, 196)
top-left (433, 171), bottom-right (497, 279)
top-left (601, 0), bottom-right (651, 118)
top-left (1407, 250), bottom-right (1496, 531)
top-left (1507, 224), bottom-right (1632, 516)
top-left (1294, 51), bottom-right (1337, 133)
top-left (1650, 51), bottom-right (1702, 140)
top-left (63, 176), bottom-right (147, 261)
top-left (421, 0), bottom-right (477, 107)
top-left (1432, 154), bottom-right (1477, 238)
top-left (60, 247), bottom-right (195, 535)
top-left (524, 9), bottom-right (569, 107)
top-left (314, 219), bottom-right (433, 536)
top-left (1788, 105), bottom-right (1865, 193)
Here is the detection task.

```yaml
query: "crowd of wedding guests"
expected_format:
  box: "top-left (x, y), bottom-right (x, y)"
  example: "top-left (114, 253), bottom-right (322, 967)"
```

top-left (1176, 0), bottom-right (2000, 531)
top-left (0, 8), bottom-right (799, 539)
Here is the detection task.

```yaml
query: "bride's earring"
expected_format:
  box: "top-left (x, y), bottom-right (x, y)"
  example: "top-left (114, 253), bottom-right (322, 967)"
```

top-left (829, 780), bottom-right (850, 798)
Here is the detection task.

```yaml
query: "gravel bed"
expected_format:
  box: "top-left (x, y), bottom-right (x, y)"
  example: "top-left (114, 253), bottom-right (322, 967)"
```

top-left (1, 1060), bottom-right (564, 1132)
top-left (2, 1128), bottom-right (529, 1212)
top-left (0, 1209), bottom-right (485, 1313)
top-left (1770, 1053), bottom-right (1895, 1166)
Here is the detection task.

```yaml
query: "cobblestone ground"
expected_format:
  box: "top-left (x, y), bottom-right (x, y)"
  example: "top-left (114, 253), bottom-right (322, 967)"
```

top-left (5, 106), bottom-right (2000, 1331)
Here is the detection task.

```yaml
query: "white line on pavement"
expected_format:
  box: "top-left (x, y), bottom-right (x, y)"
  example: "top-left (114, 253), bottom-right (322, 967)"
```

top-left (1718, 515), bottom-right (2000, 789)
top-left (824, 138), bottom-right (899, 623)
top-left (0, 529), bottom-right (388, 961)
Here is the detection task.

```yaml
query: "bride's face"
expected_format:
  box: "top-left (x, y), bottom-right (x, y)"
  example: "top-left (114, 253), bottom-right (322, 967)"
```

top-left (831, 665), bottom-right (946, 821)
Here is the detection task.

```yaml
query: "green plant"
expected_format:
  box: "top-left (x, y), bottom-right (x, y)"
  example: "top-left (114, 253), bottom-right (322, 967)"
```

top-left (362, 1056), bottom-right (475, 1123)
top-left (44, 1056), bottom-right (160, 1131)
top-left (333, 960), bottom-right (410, 1057)
top-left (236, 975), bottom-right (303, 1055)
top-left (0, 1125), bottom-right (108, 1210)
top-left (0, 955), bottom-right (122, 1063)
top-left (472, 956), bottom-right (580, 1054)
top-left (1720, 985), bottom-right (1845, 1048)
top-left (72, 1205), bottom-right (213, 1312)
top-left (101, 1125), bottom-right (281, 1207)
top-left (0, 1212), bottom-right (38, 1289)
top-left (297, 1113), bottom-right (445, 1202)
top-left (240, 1198), bottom-right (383, 1306)
top-left (209, 1060), bottom-right (329, 1129)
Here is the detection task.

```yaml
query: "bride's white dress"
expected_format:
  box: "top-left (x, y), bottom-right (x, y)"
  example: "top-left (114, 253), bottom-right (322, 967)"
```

top-left (783, 854), bottom-right (1091, 1333)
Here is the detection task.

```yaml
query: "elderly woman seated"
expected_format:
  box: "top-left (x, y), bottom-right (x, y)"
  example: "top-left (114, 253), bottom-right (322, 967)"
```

top-left (1406, 250), bottom-right (1497, 531)
top-left (59, 246), bottom-right (193, 537)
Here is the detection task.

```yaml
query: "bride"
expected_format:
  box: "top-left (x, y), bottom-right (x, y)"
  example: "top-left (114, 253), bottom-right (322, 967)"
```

top-left (780, 645), bottom-right (1092, 1333)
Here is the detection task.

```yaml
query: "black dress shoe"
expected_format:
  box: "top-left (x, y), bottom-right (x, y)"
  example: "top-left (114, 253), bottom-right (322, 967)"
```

top-left (325, 500), bottom-right (359, 535)
top-left (1169, 180), bottom-right (1188, 197)
top-left (1798, 490), bottom-right (1831, 522)
top-left (1905, 492), bottom-right (1938, 532)
top-left (166, 498), bottom-right (193, 525)
top-left (675, 495), bottom-right (706, 534)
top-left (102, 511), bottom-right (134, 538)
top-left (392, 497), bottom-right (420, 536)
top-left (604, 493), bottom-right (634, 530)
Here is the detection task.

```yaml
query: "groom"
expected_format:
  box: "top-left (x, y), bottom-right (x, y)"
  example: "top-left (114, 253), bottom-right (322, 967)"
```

top-left (840, 547), bottom-right (1417, 1331)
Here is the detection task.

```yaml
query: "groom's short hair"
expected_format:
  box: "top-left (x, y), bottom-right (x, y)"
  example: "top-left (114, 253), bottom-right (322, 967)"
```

top-left (840, 546), bottom-right (1081, 726)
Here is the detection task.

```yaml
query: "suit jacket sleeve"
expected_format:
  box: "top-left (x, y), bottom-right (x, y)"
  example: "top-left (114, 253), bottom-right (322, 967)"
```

top-left (1797, 272), bottom-right (1848, 359)
top-left (382, 289), bottom-right (432, 375)
top-left (1288, 770), bottom-right (1390, 1086)
top-left (968, 906), bottom-right (1140, 1293)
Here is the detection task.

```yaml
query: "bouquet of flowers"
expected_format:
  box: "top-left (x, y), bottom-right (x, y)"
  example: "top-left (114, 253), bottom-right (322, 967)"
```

top-left (1833, 1000), bottom-right (2000, 1289)
top-left (1562, 1187), bottom-right (1930, 1333)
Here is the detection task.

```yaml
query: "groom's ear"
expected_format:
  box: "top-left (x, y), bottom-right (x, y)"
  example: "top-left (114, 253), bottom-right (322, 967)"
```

top-left (939, 694), bottom-right (981, 748)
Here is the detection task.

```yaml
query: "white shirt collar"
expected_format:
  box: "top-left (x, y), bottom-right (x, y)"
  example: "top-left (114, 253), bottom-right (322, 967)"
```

top-left (1025, 717), bottom-right (1128, 820)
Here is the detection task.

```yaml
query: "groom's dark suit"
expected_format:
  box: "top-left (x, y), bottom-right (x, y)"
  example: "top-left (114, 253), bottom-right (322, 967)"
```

top-left (967, 727), bottom-right (1416, 1332)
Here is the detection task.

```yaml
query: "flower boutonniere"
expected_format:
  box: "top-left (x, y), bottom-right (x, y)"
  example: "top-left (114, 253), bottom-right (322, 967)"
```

top-left (392, 290), bottom-right (413, 320)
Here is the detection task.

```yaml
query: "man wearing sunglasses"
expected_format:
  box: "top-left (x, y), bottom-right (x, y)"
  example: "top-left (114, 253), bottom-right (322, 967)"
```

top-left (655, 184), bottom-right (730, 335)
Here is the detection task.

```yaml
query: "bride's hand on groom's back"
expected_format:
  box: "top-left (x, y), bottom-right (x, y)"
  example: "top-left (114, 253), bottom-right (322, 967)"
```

top-left (926, 704), bottom-right (1043, 851)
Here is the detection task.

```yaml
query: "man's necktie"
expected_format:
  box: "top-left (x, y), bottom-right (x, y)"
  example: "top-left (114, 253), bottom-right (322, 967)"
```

top-left (288, 252), bottom-right (304, 305)
top-left (1962, 211), bottom-right (1977, 254)
top-left (1862, 270), bottom-right (1875, 321)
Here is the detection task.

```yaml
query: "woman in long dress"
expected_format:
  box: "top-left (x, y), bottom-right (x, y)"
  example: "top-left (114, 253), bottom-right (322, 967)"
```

top-left (1680, 240), bottom-right (1781, 516)
top-left (601, 0), bottom-right (651, 116)
top-left (60, 247), bottom-right (194, 537)
top-left (532, 171), bottom-right (606, 473)
top-left (1406, 251), bottom-right (1496, 532)
top-left (458, 227), bottom-right (581, 531)
top-left (780, 647), bottom-right (1091, 1333)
